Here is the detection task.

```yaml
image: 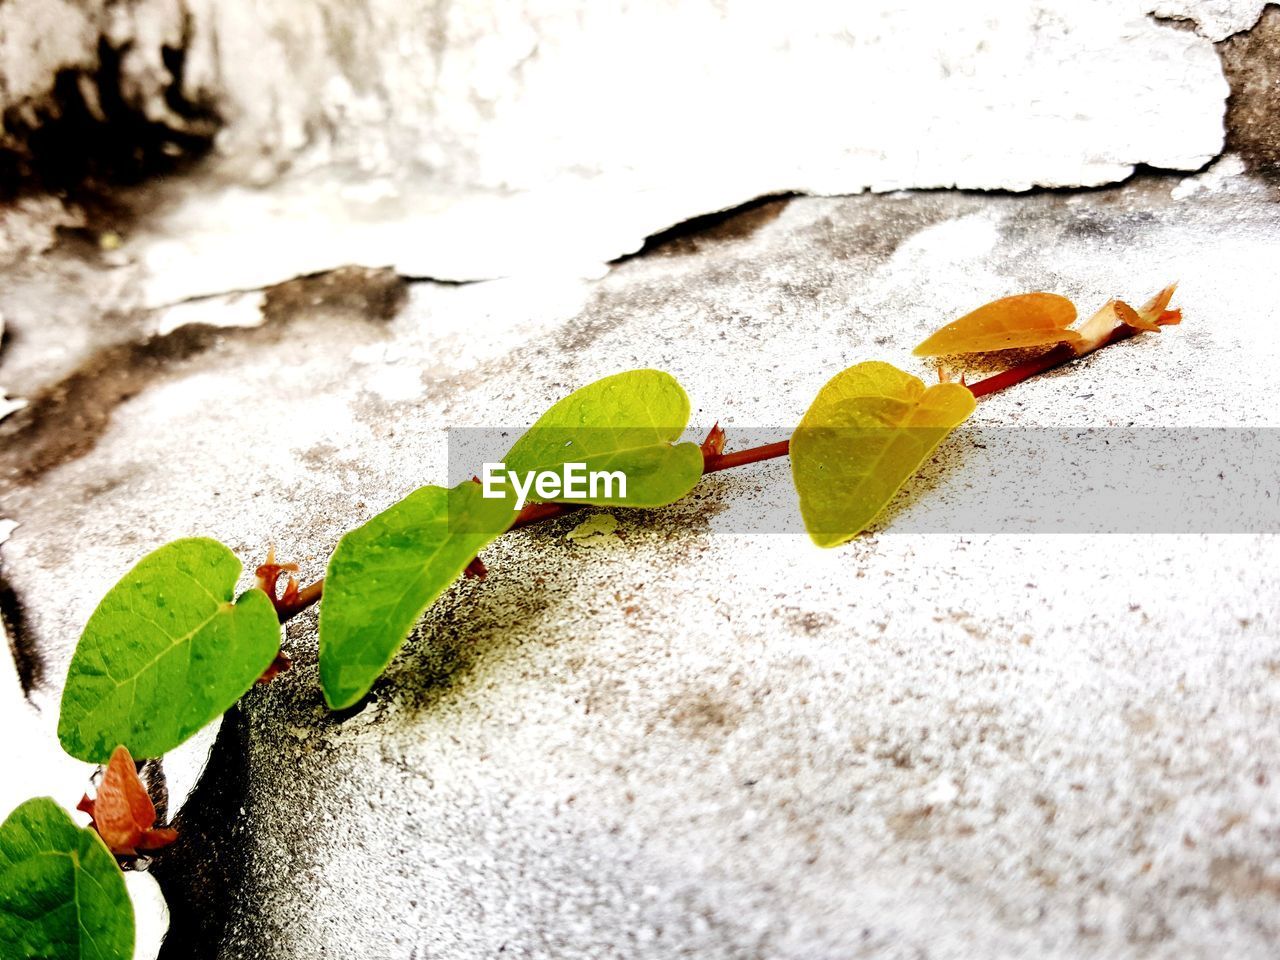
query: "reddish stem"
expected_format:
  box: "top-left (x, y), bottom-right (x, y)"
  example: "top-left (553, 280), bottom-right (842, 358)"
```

top-left (966, 325), bottom-right (1137, 399)
top-left (277, 579), bottom-right (323, 622)
top-left (257, 651), bottom-right (293, 684)
top-left (703, 439), bottom-right (791, 473)
top-left (964, 343), bottom-right (1079, 399)
top-left (512, 501), bottom-right (575, 529)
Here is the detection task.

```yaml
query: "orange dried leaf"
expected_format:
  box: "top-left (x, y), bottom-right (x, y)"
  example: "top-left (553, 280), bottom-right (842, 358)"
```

top-left (1114, 300), bottom-right (1159, 332)
top-left (79, 744), bottom-right (178, 855)
top-left (1137, 283), bottom-right (1177, 326)
top-left (1073, 284), bottom-right (1183, 353)
top-left (1074, 299), bottom-right (1128, 352)
top-left (913, 292), bottom-right (1080, 357)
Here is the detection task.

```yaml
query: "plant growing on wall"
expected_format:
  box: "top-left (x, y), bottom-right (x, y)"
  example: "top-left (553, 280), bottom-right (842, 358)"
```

top-left (0, 285), bottom-right (1180, 957)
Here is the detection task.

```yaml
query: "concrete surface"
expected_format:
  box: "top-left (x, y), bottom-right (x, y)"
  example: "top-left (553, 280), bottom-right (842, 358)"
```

top-left (0, 1), bottom-right (1249, 301)
top-left (1, 155), bottom-right (1278, 958)
top-left (2, 3), bottom-right (1279, 957)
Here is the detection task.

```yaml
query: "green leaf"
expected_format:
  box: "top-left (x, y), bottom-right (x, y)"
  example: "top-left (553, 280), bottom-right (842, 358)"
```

top-left (502, 369), bottom-right (703, 507)
top-left (790, 361), bottom-right (976, 547)
top-left (318, 370), bottom-right (703, 709)
top-left (58, 538), bottom-right (280, 763)
top-left (319, 482), bottom-right (518, 709)
top-left (0, 798), bottom-right (134, 960)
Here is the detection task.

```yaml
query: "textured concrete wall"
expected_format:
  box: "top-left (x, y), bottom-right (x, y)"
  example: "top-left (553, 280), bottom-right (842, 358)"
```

top-left (4, 161), bottom-right (1280, 959)
top-left (0, 0), bottom-right (1257, 302)
top-left (0, 0), bottom-right (1241, 186)
top-left (1, 2), bottom-right (1278, 959)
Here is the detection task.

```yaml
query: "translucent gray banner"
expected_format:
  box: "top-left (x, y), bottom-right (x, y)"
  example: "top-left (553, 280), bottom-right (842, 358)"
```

top-left (446, 428), bottom-right (1280, 534)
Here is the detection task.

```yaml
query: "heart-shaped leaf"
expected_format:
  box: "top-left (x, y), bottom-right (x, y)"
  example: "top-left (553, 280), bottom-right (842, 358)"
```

top-left (913, 292), bottom-right (1079, 357)
top-left (502, 369), bottom-right (703, 507)
top-left (791, 361), bottom-right (976, 547)
top-left (0, 797), bottom-right (133, 960)
top-left (319, 482), bottom-right (518, 709)
top-left (59, 538), bottom-right (281, 763)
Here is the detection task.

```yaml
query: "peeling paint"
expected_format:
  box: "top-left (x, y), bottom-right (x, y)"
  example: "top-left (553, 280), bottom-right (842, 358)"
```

top-left (61, 0), bottom-right (1233, 305)
top-left (151, 291), bottom-right (265, 337)
top-left (1149, 0), bottom-right (1271, 40)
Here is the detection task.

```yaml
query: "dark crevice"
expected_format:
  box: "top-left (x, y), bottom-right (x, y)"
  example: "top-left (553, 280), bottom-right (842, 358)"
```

top-left (1147, 12), bottom-right (1202, 35)
top-left (608, 159), bottom-right (1230, 278)
top-left (262, 266), bottom-right (408, 324)
top-left (0, 567), bottom-right (41, 700)
top-left (150, 708), bottom-right (252, 960)
top-left (140, 757), bottom-right (171, 826)
top-left (399, 273), bottom-right (484, 288)
top-left (0, 317), bottom-right (228, 485)
top-left (613, 193), bottom-right (795, 263)
top-left (0, 267), bottom-right (407, 486)
top-left (0, 35), bottom-right (219, 204)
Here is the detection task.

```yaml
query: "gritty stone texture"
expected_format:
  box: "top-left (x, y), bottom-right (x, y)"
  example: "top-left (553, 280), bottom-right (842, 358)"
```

top-left (16, 0), bottom-right (1232, 305)
top-left (1219, 5), bottom-right (1280, 173)
top-left (1, 164), bottom-right (1278, 959)
top-left (0, 0), bottom-right (215, 197)
top-left (0, 1), bottom-right (1235, 198)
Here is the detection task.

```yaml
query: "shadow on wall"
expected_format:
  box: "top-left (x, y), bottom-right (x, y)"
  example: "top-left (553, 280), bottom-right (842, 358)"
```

top-left (149, 708), bottom-right (251, 960)
top-left (0, 38), bottom-right (217, 200)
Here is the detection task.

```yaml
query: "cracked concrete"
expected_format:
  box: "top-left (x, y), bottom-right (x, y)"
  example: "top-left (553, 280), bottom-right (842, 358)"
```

top-left (1149, 0), bottom-right (1272, 39)
top-left (2, 162), bottom-right (1279, 958)
top-left (0, 266), bottom-right (405, 485)
top-left (1, 3), bottom-right (1279, 959)
top-left (0, 0), bottom-right (1243, 303)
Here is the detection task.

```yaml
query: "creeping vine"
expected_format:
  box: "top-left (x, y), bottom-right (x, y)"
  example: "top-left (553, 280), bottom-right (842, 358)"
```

top-left (0, 285), bottom-right (1180, 956)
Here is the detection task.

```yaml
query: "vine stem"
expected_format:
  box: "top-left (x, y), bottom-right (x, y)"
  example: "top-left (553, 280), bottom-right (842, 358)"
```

top-left (269, 325), bottom-right (1146, 624)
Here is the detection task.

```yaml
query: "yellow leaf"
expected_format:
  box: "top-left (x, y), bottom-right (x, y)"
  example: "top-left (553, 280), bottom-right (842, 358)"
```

top-left (565, 513), bottom-right (622, 547)
top-left (791, 362), bottom-right (976, 548)
top-left (913, 292), bottom-right (1079, 357)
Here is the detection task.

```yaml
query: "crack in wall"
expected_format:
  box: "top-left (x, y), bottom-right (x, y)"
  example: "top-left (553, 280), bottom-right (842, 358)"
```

top-left (1216, 5), bottom-right (1280, 173)
top-left (0, 267), bottom-right (406, 486)
top-left (0, 566), bottom-right (41, 702)
top-left (0, 32), bottom-right (218, 200)
top-left (149, 708), bottom-right (253, 960)
top-left (614, 195), bottom-right (795, 263)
